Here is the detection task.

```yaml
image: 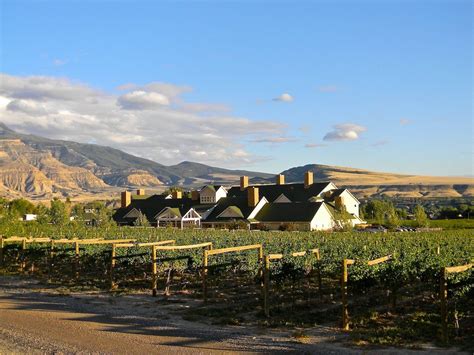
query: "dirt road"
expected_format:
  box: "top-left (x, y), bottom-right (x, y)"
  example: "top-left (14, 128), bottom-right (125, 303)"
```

top-left (0, 276), bottom-right (465, 354)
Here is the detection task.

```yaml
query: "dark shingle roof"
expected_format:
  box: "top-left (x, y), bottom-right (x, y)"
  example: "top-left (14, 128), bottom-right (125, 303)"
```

top-left (204, 196), bottom-right (255, 222)
top-left (226, 182), bottom-right (333, 203)
top-left (254, 202), bottom-right (325, 222)
top-left (113, 196), bottom-right (196, 224)
top-left (200, 185), bottom-right (223, 192)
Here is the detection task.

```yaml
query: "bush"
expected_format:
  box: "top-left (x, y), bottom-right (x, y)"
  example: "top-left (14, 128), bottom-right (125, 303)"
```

top-left (279, 223), bottom-right (298, 231)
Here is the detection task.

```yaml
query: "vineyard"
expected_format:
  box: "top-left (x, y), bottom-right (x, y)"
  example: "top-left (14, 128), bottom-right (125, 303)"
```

top-left (0, 224), bottom-right (473, 349)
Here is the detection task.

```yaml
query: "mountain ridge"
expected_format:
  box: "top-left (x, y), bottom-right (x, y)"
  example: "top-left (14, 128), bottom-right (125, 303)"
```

top-left (0, 123), bottom-right (472, 201)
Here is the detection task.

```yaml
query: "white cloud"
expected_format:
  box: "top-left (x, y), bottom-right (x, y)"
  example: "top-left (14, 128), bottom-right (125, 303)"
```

top-left (0, 73), bottom-right (285, 167)
top-left (179, 102), bottom-right (230, 113)
top-left (251, 136), bottom-right (296, 144)
top-left (400, 118), bottom-right (412, 125)
top-left (6, 99), bottom-right (50, 116)
top-left (323, 123), bottom-right (367, 141)
top-left (272, 93), bottom-right (293, 102)
top-left (118, 90), bottom-right (170, 109)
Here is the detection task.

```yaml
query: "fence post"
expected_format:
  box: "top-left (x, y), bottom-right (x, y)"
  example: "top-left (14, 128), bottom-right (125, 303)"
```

top-left (316, 250), bottom-right (322, 298)
top-left (74, 241), bottom-right (80, 279)
top-left (21, 239), bottom-right (27, 271)
top-left (440, 267), bottom-right (448, 343)
top-left (264, 255), bottom-right (270, 317)
top-left (151, 245), bottom-right (158, 297)
top-left (110, 243), bottom-right (116, 290)
top-left (342, 259), bottom-right (350, 330)
top-left (202, 249), bottom-right (208, 302)
top-left (0, 237), bottom-right (4, 267)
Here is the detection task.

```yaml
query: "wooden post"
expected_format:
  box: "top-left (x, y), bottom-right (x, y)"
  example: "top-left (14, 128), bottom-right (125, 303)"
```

top-left (0, 237), bottom-right (4, 267)
top-left (316, 251), bottom-right (322, 297)
top-left (342, 259), bottom-right (350, 330)
top-left (264, 255), bottom-right (271, 317)
top-left (258, 245), bottom-right (264, 286)
top-left (151, 245), bottom-right (158, 297)
top-left (50, 240), bottom-right (55, 258)
top-left (110, 244), bottom-right (116, 290)
top-left (21, 238), bottom-right (27, 271)
top-left (202, 248), bottom-right (208, 302)
top-left (440, 267), bottom-right (448, 343)
top-left (74, 241), bottom-right (80, 278)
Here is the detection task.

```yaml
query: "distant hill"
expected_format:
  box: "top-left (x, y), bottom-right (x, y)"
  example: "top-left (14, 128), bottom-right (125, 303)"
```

top-left (273, 164), bottom-right (474, 199)
top-left (0, 123), bottom-right (272, 200)
top-left (1, 123), bottom-right (472, 201)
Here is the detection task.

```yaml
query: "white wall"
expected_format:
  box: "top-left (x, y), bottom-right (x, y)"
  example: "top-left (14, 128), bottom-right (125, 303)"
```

top-left (339, 190), bottom-right (360, 217)
top-left (200, 186), bottom-right (227, 204)
top-left (310, 205), bottom-right (334, 231)
top-left (215, 187), bottom-right (227, 202)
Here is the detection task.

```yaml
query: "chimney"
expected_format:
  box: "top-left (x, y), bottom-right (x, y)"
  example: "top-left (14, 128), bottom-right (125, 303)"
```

top-left (335, 196), bottom-right (344, 211)
top-left (240, 176), bottom-right (249, 191)
top-left (248, 187), bottom-right (259, 207)
top-left (136, 189), bottom-right (145, 196)
top-left (172, 190), bottom-right (182, 199)
top-left (121, 191), bottom-right (131, 208)
top-left (191, 190), bottom-right (199, 201)
top-left (276, 174), bottom-right (285, 185)
top-left (304, 171), bottom-right (313, 188)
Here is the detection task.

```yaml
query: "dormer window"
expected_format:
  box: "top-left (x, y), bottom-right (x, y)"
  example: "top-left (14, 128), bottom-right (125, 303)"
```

top-left (199, 185), bottom-right (227, 204)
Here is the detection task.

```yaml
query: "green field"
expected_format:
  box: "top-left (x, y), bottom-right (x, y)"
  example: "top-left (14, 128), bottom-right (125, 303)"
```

top-left (1, 225), bottom-right (473, 349)
top-left (400, 218), bottom-right (474, 229)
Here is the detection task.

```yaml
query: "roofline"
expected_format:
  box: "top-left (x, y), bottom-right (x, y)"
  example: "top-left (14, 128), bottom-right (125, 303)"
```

top-left (337, 188), bottom-right (361, 204)
top-left (229, 181), bottom-right (333, 189)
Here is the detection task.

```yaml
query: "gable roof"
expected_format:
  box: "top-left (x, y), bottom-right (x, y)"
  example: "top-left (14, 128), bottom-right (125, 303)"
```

top-left (217, 205), bottom-right (245, 218)
top-left (227, 182), bottom-right (334, 203)
top-left (113, 195), bottom-right (196, 223)
top-left (200, 185), bottom-right (223, 193)
top-left (325, 188), bottom-right (360, 204)
top-left (254, 202), bottom-right (325, 222)
top-left (157, 207), bottom-right (182, 219)
top-left (204, 196), bottom-right (256, 222)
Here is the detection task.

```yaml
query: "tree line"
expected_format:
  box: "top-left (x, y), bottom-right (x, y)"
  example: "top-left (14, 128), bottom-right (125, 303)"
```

top-left (0, 197), bottom-right (114, 227)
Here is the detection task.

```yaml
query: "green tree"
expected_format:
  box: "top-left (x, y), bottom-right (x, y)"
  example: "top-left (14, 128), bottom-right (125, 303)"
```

top-left (413, 205), bottom-right (429, 227)
top-left (96, 204), bottom-right (114, 228)
top-left (35, 203), bottom-right (50, 224)
top-left (49, 198), bottom-right (69, 226)
top-left (386, 209), bottom-right (400, 229)
top-left (9, 198), bottom-right (35, 217)
top-left (134, 211), bottom-right (150, 227)
top-left (396, 208), bottom-right (408, 219)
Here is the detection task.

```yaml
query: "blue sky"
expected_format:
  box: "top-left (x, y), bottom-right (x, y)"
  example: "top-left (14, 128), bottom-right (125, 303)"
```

top-left (1, 0), bottom-right (472, 176)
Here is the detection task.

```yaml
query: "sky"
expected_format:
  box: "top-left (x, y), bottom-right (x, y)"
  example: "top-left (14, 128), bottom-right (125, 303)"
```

top-left (0, 0), bottom-right (472, 176)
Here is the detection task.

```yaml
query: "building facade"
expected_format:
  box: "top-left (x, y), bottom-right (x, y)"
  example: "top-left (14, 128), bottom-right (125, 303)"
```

top-left (113, 171), bottom-right (365, 231)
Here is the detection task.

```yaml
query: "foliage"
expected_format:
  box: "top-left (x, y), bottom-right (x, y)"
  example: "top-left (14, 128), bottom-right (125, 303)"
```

top-left (278, 223), bottom-right (298, 231)
top-left (363, 200), bottom-right (399, 227)
top-left (133, 211), bottom-right (150, 227)
top-left (225, 220), bottom-right (249, 230)
top-left (49, 198), bottom-right (69, 226)
top-left (1, 220), bottom-right (472, 348)
top-left (413, 205), bottom-right (429, 227)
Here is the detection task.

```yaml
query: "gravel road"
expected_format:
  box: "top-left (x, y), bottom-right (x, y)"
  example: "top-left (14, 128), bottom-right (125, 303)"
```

top-left (0, 276), bottom-right (465, 354)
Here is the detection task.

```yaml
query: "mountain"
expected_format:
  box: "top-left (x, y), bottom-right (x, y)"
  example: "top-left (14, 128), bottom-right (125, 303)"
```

top-left (273, 164), bottom-right (474, 199)
top-left (0, 123), bottom-right (472, 201)
top-left (0, 123), bottom-right (272, 199)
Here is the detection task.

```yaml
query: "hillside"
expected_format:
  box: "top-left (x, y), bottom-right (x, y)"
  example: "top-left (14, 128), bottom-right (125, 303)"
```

top-left (276, 164), bottom-right (474, 199)
top-left (0, 124), bottom-right (472, 201)
top-left (0, 123), bottom-right (272, 199)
